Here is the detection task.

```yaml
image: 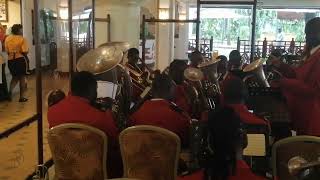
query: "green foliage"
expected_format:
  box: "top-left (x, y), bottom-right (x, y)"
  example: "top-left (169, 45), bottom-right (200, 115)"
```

top-left (199, 9), bottom-right (316, 42)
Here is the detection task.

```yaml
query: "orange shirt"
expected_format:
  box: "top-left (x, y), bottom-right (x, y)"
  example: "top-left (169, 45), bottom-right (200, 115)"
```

top-left (5, 35), bottom-right (28, 60)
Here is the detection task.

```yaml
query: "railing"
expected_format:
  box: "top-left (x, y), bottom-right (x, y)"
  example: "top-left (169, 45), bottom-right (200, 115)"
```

top-left (237, 37), bottom-right (305, 64)
top-left (188, 37), bottom-right (305, 64)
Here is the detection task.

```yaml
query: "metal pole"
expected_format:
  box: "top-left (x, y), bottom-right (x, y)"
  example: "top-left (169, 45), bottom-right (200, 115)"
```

top-left (107, 14), bottom-right (111, 42)
top-left (33, 0), bottom-right (43, 166)
top-left (92, 0), bottom-right (96, 48)
top-left (251, 0), bottom-right (257, 62)
top-left (196, 0), bottom-right (200, 50)
top-left (142, 15), bottom-right (146, 62)
top-left (68, 0), bottom-right (74, 79)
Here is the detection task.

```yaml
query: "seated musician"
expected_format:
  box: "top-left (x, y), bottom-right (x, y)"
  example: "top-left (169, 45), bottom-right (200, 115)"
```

top-left (208, 107), bottom-right (266, 180)
top-left (269, 17), bottom-right (320, 136)
top-left (226, 50), bottom-right (246, 79)
top-left (130, 73), bottom-right (190, 146)
top-left (189, 50), bottom-right (204, 68)
top-left (47, 71), bottom-right (122, 178)
top-left (223, 77), bottom-right (268, 126)
top-left (217, 55), bottom-right (228, 82)
top-left (169, 60), bottom-right (193, 115)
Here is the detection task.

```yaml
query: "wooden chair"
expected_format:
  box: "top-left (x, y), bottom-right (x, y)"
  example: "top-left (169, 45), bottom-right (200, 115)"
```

top-left (272, 136), bottom-right (320, 180)
top-left (119, 125), bottom-right (181, 180)
top-left (47, 123), bottom-right (108, 180)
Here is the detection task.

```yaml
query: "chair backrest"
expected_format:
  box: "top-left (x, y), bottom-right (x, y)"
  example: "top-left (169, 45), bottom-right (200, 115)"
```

top-left (272, 136), bottom-right (320, 180)
top-left (47, 123), bottom-right (108, 180)
top-left (120, 125), bottom-right (181, 180)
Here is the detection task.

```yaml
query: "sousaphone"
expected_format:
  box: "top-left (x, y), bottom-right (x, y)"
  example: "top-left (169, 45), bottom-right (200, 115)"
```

top-left (243, 58), bottom-right (270, 87)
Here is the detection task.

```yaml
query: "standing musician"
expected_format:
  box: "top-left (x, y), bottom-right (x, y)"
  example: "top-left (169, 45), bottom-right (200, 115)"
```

top-left (270, 17), bottom-right (320, 136)
top-left (130, 73), bottom-right (191, 146)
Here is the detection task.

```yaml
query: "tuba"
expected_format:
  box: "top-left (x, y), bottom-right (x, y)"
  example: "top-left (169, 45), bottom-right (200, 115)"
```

top-left (184, 67), bottom-right (212, 111)
top-left (243, 58), bottom-right (270, 87)
top-left (77, 42), bottom-right (131, 130)
top-left (197, 58), bottom-right (222, 109)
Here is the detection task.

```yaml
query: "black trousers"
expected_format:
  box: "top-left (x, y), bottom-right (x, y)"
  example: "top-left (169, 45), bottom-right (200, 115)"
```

top-left (0, 63), bottom-right (9, 101)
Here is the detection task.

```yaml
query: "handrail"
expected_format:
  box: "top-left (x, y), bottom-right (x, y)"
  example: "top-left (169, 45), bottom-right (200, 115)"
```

top-left (0, 114), bottom-right (38, 139)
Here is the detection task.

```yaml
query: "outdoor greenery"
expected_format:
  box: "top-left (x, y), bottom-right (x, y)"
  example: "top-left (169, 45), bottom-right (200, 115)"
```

top-left (199, 9), bottom-right (319, 43)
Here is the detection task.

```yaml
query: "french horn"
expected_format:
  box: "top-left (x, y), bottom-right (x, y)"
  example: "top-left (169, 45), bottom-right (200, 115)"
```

top-left (243, 58), bottom-right (270, 87)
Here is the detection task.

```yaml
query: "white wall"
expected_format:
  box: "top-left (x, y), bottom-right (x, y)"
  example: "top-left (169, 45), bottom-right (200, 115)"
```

top-left (95, 0), bottom-right (142, 48)
top-left (2, 0), bottom-right (21, 29)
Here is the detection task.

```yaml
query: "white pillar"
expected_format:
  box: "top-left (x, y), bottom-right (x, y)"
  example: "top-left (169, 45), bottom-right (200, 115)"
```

top-left (157, 0), bottom-right (175, 71)
top-left (174, 2), bottom-right (189, 60)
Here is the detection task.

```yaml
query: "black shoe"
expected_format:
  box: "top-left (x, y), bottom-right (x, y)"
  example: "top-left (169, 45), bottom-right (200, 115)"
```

top-left (19, 98), bottom-right (28, 102)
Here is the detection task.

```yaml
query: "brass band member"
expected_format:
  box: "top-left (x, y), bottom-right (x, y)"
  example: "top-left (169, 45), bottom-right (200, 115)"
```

top-left (189, 50), bottom-right (204, 68)
top-left (130, 73), bottom-right (190, 146)
top-left (217, 55), bottom-right (228, 82)
top-left (270, 17), bottom-right (320, 136)
top-left (169, 60), bottom-right (193, 116)
top-left (207, 107), bottom-right (266, 180)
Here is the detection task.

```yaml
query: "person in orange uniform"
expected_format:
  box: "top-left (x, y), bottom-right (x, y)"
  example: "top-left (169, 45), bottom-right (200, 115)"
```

top-left (5, 24), bottom-right (29, 102)
top-left (47, 71), bottom-right (122, 178)
top-left (130, 73), bottom-right (191, 146)
top-left (223, 78), bottom-right (268, 126)
top-left (270, 17), bottom-right (320, 136)
top-left (208, 107), bottom-right (266, 180)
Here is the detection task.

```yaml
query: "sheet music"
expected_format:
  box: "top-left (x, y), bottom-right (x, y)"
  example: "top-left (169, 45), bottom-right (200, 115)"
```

top-left (97, 81), bottom-right (118, 99)
top-left (244, 134), bottom-right (266, 156)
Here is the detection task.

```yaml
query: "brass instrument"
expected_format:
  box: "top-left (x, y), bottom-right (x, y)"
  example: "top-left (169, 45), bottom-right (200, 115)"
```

top-left (184, 67), bottom-right (211, 111)
top-left (288, 156), bottom-right (320, 178)
top-left (197, 58), bottom-right (222, 109)
top-left (243, 58), bottom-right (270, 87)
top-left (76, 42), bottom-right (131, 130)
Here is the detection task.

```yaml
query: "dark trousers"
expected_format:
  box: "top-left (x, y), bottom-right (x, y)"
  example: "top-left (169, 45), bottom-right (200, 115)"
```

top-left (0, 63), bottom-right (8, 101)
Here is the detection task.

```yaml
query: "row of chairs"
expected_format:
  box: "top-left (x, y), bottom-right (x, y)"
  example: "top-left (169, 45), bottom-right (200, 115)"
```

top-left (48, 124), bottom-right (180, 180)
top-left (47, 123), bottom-right (320, 180)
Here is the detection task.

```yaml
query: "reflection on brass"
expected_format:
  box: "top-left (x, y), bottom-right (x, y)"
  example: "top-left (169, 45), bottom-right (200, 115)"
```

top-left (243, 58), bottom-right (266, 72)
top-left (98, 42), bottom-right (130, 52)
top-left (243, 58), bottom-right (270, 87)
top-left (197, 58), bottom-right (221, 68)
top-left (288, 156), bottom-right (320, 176)
top-left (184, 68), bottom-right (204, 82)
top-left (77, 45), bottom-right (125, 75)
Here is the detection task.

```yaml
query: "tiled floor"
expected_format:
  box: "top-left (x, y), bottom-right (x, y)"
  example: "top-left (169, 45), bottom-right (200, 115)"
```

top-left (0, 72), bottom-right (69, 180)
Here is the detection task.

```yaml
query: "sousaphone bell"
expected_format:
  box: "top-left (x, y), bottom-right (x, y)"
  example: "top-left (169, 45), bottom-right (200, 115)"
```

top-left (243, 58), bottom-right (270, 87)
